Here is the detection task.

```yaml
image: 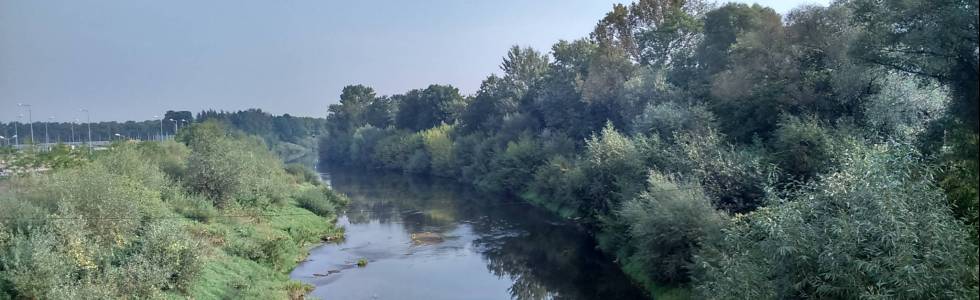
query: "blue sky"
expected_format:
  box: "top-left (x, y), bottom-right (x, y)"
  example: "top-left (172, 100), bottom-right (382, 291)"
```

top-left (1, 0), bottom-right (827, 122)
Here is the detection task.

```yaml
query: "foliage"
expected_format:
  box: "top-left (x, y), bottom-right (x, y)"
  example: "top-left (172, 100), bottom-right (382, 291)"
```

top-left (314, 0), bottom-right (980, 297)
top-left (1, 124), bottom-right (346, 299)
top-left (694, 144), bottom-right (980, 299)
top-left (296, 186), bottom-right (349, 218)
top-left (619, 172), bottom-right (726, 285)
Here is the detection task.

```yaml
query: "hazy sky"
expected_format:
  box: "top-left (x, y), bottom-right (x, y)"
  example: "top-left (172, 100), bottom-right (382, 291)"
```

top-left (1, 0), bottom-right (827, 122)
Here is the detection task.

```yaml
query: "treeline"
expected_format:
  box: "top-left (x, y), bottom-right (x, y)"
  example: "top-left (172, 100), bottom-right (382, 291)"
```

top-left (1, 121), bottom-right (348, 298)
top-left (0, 111), bottom-right (194, 144)
top-left (196, 109), bottom-right (329, 163)
top-left (318, 0), bottom-right (978, 298)
top-left (196, 109), bottom-right (327, 145)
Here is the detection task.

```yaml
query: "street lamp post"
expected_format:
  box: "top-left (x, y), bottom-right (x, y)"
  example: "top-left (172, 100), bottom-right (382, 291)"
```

top-left (80, 108), bottom-right (92, 152)
top-left (169, 118), bottom-right (178, 135)
top-left (17, 103), bottom-right (33, 146)
top-left (14, 115), bottom-right (21, 146)
top-left (71, 119), bottom-right (78, 144)
top-left (154, 115), bottom-right (163, 141)
top-left (45, 116), bottom-right (53, 150)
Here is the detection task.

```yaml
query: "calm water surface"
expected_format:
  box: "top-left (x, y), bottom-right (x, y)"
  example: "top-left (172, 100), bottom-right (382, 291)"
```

top-left (290, 168), bottom-right (646, 300)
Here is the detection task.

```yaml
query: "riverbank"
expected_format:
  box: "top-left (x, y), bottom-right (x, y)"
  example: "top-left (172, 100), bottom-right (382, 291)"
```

top-left (0, 122), bottom-right (348, 299)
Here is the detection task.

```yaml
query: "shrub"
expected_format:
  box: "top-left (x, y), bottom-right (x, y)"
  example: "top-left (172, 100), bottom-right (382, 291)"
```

top-left (166, 188), bottom-right (217, 223)
top-left (528, 155), bottom-right (585, 217)
top-left (284, 163), bottom-right (322, 186)
top-left (633, 101), bottom-right (716, 139)
top-left (770, 115), bottom-right (859, 181)
top-left (183, 122), bottom-right (291, 209)
top-left (482, 135), bottom-right (545, 194)
top-left (117, 220), bottom-right (202, 294)
top-left (420, 124), bottom-right (456, 176)
top-left (619, 172), bottom-right (727, 284)
top-left (0, 230), bottom-right (73, 299)
top-left (350, 125), bottom-right (386, 167)
top-left (405, 149), bottom-right (431, 175)
top-left (373, 131), bottom-right (423, 171)
top-left (671, 130), bottom-right (772, 213)
top-left (582, 123), bottom-right (646, 218)
top-left (694, 143), bottom-right (980, 299)
top-left (296, 187), bottom-right (348, 218)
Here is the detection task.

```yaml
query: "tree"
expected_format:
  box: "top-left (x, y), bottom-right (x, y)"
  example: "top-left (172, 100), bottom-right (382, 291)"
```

top-left (328, 84), bottom-right (376, 132)
top-left (164, 110), bottom-right (194, 128)
top-left (363, 95), bottom-right (396, 128)
top-left (394, 84), bottom-right (464, 131)
top-left (850, 0), bottom-right (979, 131)
top-left (500, 45), bottom-right (550, 98)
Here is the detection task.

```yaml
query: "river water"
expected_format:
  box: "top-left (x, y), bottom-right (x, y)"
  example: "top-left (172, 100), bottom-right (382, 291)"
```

top-left (289, 168), bottom-right (646, 300)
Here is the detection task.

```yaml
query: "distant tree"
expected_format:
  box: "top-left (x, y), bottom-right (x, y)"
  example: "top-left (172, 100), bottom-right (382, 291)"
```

top-left (394, 85), bottom-right (464, 131)
top-left (363, 95), bottom-right (396, 128)
top-left (164, 110), bottom-right (194, 123)
top-left (328, 84), bottom-right (376, 132)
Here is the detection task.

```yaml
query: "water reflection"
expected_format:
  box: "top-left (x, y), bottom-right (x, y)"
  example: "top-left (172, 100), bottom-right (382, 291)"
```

top-left (290, 168), bottom-right (645, 300)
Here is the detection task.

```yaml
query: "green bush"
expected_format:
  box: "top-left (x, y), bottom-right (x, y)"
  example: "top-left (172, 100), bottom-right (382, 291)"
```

top-left (770, 115), bottom-right (859, 181)
top-left (0, 230), bottom-right (73, 299)
top-left (183, 122), bottom-right (291, 209)
top-left (694, 143), bottom-right (980, 299)
top-left (527, 155), bottom-right (585, 217)
top-left (619, 172), bottom-right (727, 284)
top-left (166, 188), bottom-right (218, 223)
top-left (296, 187), bottom-right (348, 217)
top-left (670, 130), bottom-right (772, 213)
top-left (582, 123), bottom-right (646, 218)
top-left (420, 124), bottom-right (456, 177)
top-left (284, 163), bottom-right (322, 186)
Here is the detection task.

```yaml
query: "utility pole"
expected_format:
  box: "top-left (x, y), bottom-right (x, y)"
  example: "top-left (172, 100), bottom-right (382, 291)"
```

top-left (170, 118), bottom-right (178, 135)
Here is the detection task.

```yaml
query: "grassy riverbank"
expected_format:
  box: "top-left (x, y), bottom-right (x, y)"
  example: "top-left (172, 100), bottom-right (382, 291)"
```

top-left (0, 121), bottom-right (347, 299)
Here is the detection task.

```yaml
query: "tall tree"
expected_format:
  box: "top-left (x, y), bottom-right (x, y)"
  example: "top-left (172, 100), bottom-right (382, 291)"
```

top-left (395, 84), bottom-right (464, 131)
top-left (850, 0), bottom-right (979, 131)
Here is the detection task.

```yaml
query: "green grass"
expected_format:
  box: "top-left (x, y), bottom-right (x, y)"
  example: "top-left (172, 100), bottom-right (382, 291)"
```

top-left (173, 183), bottom-right (342, 299)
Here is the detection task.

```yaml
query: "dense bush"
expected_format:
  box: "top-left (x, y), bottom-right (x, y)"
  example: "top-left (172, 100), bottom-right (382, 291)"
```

top-left (694, 144), bottom-right (979, 299)
top-left (296, 186), bottom-right (349, 218)
top-left (619, 172), bottom-right (727, 285)
top-left (1, 123), bottom-right (346, 298)
top-left (183, 122), bottom-right (291, 209)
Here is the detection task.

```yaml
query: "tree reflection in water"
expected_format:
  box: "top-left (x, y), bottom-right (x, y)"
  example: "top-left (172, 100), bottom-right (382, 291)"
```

top-left (315, 167), bottom-right (645, 300)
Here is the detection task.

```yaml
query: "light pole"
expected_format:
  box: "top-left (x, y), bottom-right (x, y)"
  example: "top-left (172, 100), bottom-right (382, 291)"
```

top-left (45, 116), bottom-right (53, 149)
top-left (17, 103), bottom-right (33, 146)
top-left (71, 119), bottom-right (78, 144)
top-left (14, 115), bottom-right (21, 146)
top-left (169, 118), bottom-right (178, 135)
top-left (80, 108), bottom-right (92, 152)
top-left (154, 115), bottom-right (163, 141)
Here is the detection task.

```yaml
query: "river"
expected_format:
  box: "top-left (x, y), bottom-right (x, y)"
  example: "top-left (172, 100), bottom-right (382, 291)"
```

top-left (290, 168), bottom-right (647, 300)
